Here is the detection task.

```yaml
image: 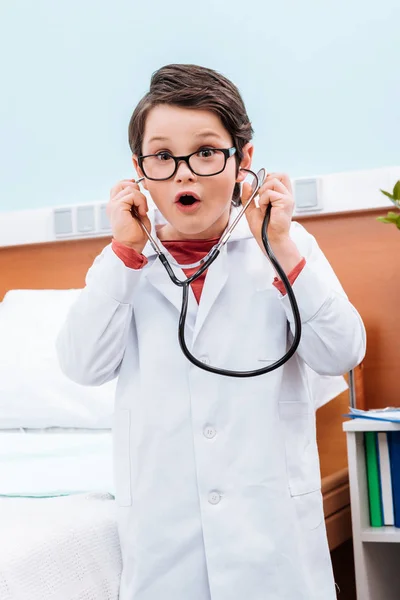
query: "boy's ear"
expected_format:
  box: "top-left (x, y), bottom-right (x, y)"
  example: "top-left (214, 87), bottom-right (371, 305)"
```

top-left (236, 143), bottom-right (254, 183)
top-left (132, 155), bottom-right (148, 190)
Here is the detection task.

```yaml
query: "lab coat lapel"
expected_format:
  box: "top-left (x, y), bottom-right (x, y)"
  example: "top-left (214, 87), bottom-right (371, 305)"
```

top-left (192, 245), bottom-right (228, 345)
top-left (192, 206), bottom-right (254, 344)
top-left (144, 254), bottom-right (197, 333)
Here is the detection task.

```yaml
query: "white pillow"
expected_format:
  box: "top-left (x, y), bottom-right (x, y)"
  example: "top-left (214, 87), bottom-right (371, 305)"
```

top-left (0, 289), bottom-right (116, 428)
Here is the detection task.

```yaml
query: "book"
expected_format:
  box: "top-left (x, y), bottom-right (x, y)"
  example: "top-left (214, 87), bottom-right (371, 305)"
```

top-left (388, 431), bottom-right (400, 528)
top-left (364, 432), bottom-right (383, 527)
top-left (345, 407), bottom-right (400, 423)
top-left (377, 432), bottom-right (395, 526)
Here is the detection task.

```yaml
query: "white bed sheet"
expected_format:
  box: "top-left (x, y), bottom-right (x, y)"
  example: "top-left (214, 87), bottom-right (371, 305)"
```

top-left (0, 430), bottom-right (114, 497)
top-left (0, 492), bottom-right (121, 600)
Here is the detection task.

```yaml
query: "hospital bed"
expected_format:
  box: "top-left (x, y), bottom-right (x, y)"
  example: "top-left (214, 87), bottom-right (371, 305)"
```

top-left (0, 429), bottom-right (121, 599)
top-left (0, 492), bottom-right (120, 599)
top-left (0, 269), bottom-right (122, 598)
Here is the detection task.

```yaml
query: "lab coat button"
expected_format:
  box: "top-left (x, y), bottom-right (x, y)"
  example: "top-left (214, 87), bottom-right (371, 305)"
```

top-left (199, 355), bottom-right (210, 365)
top-left (204, 426), bottom-right (217, 439)
top-left (208, 491), bottom-right (221, 505)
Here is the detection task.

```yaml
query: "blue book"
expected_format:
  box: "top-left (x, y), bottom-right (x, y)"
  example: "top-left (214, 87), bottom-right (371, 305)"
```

top-left (344, 408), bottom-right (400, 423)
top-left (388, 431), bottom-right (400, 528)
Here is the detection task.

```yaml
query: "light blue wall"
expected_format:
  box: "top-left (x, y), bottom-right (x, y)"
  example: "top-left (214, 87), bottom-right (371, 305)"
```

top-left (0, 0), bottom-right (399, 212)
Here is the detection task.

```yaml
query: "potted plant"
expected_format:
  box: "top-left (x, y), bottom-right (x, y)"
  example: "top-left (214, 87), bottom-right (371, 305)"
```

top-left (377, 180), bottom-right (400, 229)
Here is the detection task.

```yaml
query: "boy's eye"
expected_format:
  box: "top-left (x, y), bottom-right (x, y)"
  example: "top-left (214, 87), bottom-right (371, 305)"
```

top-left (197, 148), bottom-right (216, 159)
top-left (156, 152), bottom-right (172, 161)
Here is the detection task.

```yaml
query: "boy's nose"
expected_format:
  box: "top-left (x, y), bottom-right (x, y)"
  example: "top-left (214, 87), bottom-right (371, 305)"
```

top-left (174, 160), bottom-right (196, 182)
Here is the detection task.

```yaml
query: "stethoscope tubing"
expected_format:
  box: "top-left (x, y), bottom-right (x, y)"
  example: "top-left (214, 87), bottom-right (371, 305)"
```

top-left (132, 169), bottom-right (302, 377)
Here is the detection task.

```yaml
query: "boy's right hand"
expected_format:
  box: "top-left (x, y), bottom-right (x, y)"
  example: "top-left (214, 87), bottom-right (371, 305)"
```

top-left (107, 179), bottom-right (151, 254)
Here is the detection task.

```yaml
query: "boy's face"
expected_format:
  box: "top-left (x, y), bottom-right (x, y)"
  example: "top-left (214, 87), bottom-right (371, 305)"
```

top-left (132, 105), bottom-right (253, 240)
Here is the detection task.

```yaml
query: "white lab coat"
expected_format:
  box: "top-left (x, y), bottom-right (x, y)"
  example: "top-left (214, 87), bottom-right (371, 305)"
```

top-left (56, 208), bottom-right (366, 600)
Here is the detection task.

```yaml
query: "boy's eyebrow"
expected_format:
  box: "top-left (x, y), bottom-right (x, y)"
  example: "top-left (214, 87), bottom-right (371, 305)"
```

top-left (147, 136), bottom-right (169, 144)
top-left (147, 131), bottom-right (224, 145)
top-left (194, 130), bottom-right (224, 140)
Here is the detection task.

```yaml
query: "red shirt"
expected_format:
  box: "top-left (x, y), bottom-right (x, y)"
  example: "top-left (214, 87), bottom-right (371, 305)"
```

top-left (112, 239), bottom-right (305, 302)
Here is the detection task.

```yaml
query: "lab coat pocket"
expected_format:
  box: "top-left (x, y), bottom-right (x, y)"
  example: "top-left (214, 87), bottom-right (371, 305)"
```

top-left (112, 408), bottom-right (132, 507)
top-left (279, 401), bottom-right (321, 498)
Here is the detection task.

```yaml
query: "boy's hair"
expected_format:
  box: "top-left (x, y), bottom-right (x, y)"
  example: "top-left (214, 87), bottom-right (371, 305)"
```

top-left (128, 64), bottom-right (253, 205)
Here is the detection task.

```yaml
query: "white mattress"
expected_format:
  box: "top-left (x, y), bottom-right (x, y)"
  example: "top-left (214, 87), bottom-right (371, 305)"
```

top-left (0, 492), bottom-right (121, 600)
top-left (0, 430), bottom-right (114, 497)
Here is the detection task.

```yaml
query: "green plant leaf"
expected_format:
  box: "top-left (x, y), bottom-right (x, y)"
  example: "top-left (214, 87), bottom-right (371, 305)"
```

top-left (377, 212), bottom-right (400, 224)
top-left (393, 180), bottom-right (400, 201)
top-left (380, 188), bottom-right (394, 200)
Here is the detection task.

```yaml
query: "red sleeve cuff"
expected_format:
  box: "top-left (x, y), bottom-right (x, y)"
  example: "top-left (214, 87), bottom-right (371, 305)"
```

top-left (273, 257), bottom-right (306, 295)
top-left (112, 239), bottom-right (148, 270)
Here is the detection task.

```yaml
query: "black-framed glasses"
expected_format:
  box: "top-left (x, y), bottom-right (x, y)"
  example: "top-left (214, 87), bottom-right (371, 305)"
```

top-left (138, 147), bottom-right (237, 181)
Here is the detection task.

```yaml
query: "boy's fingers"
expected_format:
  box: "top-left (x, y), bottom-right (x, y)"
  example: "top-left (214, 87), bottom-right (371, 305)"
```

top-left (131, 195), bottom-right (149, 217)
top-left (110, 179), bottom-right (139, 199)
top-left (261, 178), bottom-right (287, 196)
top-left (266, 173), bottom-right (292, 193)
top-left (118, 191), bottom-right (148, 215)
top-left (111, 185), bottom-right (140, 205)
top-left (259, 190), bottom-right (283, 207)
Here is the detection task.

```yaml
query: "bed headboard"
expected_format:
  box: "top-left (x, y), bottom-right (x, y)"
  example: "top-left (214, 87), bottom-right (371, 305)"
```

top-left (0, 237), bottom-right (111, 300)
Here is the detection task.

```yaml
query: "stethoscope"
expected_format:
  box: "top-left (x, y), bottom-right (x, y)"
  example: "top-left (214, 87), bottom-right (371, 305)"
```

top-left (131, 168), bottom-right (301, 377)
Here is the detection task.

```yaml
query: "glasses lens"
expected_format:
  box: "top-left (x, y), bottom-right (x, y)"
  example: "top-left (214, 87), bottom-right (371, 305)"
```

top-left (189, 149), bottom-right (226, 175)
top-left (141, 153), bottom-right (176, 180)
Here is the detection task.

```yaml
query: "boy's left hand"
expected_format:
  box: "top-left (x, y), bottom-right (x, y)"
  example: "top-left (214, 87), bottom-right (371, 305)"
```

top-left (241, 172), bottom-right (295, 250)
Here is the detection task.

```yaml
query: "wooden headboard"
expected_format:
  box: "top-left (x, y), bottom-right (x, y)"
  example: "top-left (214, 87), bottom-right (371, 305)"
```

top-left (0, 237), bottom-right (111, 296)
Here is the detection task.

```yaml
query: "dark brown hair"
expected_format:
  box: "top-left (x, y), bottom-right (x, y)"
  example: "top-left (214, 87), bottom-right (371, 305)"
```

top-left (128, 64), bottom-right (253, 204)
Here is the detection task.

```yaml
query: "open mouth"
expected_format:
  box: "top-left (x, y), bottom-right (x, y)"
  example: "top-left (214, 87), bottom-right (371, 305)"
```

top-left (175, 192), bottom-right (201, 212)
top-left (177, 194), bottom-right (199, 206)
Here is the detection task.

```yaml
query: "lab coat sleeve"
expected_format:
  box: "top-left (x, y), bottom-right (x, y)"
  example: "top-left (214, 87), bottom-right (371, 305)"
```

top-left (278, 222), bottom-right (366, 376)
top-left (56, 244), bottom-right (143, 386)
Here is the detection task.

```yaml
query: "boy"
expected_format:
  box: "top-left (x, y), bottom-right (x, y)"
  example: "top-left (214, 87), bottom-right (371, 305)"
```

top-left (57, 64), bottom-right (366, 600)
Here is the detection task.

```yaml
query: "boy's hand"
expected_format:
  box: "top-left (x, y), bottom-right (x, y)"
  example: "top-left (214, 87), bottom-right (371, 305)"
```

top-left (107, 179), bottom-right (151, 254)
top-left (242, 172), bottom-right (302, 273)
top-left (241, 172), bottom-right (294, 246)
